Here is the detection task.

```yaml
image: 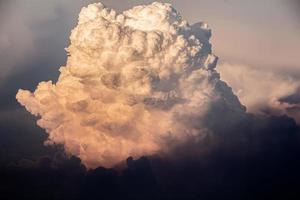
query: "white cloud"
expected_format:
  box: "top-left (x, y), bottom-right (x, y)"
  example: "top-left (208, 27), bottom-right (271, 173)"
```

top-left (17, 2), bottom-right (245, 168)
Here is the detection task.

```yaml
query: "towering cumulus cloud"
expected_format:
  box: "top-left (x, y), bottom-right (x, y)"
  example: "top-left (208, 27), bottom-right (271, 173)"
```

top-left (17, 2), bottom-right (245, 168)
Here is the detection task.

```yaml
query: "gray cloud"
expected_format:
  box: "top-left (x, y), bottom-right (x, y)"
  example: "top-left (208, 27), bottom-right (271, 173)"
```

top-left (218, 62), bottom-right (300, 124)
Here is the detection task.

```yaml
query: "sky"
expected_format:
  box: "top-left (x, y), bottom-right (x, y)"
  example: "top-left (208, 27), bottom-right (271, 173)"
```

top-left (0, 1), bottom-right (300, 199)
top-left (1, 0), bottom-right (299, 79)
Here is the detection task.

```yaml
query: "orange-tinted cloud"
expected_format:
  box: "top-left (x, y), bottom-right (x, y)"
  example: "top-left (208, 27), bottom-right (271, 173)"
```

top-left (17, 2), bottom-right (246, 168)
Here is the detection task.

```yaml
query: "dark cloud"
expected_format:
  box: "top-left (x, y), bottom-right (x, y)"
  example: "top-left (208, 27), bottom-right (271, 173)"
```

top-left (280, 87), bottom-right (300, 104)
top-left (1, 113), bottom-right (300, 200)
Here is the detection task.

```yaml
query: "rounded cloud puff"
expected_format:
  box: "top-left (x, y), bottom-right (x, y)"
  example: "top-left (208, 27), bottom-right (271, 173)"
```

top-left (17, 2), bottom-right (244, 168)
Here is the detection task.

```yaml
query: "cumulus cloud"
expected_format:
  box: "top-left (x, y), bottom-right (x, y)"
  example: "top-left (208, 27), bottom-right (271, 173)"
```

top-left (218, 62), bottom-right (300, 124)
top-left (17, 2), bottom-right (245, 168)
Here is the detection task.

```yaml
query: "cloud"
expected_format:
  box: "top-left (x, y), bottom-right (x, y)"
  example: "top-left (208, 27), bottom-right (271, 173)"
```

top-left (218, 62), bottom-right (300, 124)
top-left (16, 2), bottom-right (245, 168)
top-left (2, 114), bottom-right (300, 200)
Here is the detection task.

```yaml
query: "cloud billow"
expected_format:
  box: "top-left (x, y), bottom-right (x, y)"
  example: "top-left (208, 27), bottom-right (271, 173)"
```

top-left (17, 2), bottom-right (246, 168)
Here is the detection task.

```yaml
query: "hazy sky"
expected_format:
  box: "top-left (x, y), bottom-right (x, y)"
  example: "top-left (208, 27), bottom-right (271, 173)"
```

top-left (101, 0), bottom-right (300, 73)
top-left (1, 0), bottom-right (299, 81)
